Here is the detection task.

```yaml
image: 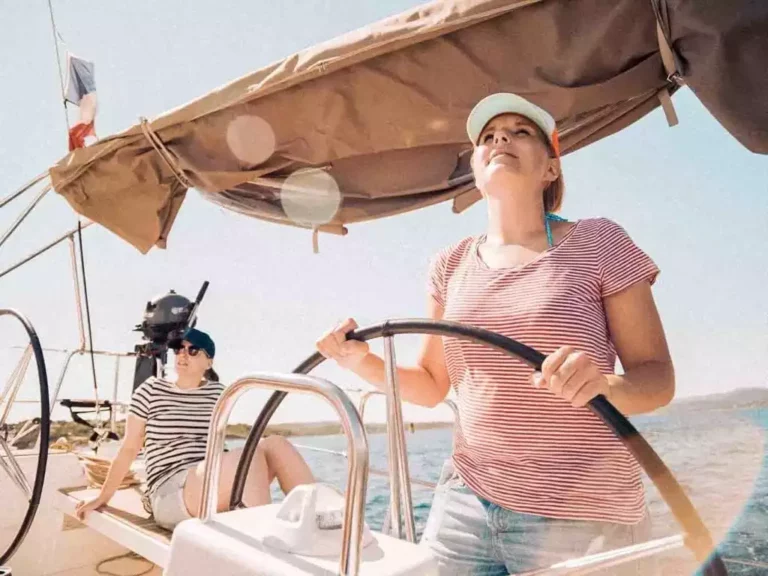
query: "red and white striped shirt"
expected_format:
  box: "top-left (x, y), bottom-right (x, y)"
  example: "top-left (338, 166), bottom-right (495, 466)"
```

top-left (428, 217), bottom-right (659, 524)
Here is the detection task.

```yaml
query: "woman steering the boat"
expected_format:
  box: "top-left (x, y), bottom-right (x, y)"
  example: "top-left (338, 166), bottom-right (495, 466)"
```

top-left (316, 93), bottom-right (674, 574)
top-left (76, 328), bottom-right (314, 530)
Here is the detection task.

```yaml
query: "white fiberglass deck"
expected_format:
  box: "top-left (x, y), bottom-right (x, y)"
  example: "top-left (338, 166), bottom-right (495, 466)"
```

top-left (56, 485), bottom-right (438, 575)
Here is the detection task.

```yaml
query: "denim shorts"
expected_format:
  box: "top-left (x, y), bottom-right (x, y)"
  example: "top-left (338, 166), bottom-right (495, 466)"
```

top-left (420, 460), bottom-right (654, 576)
top-left (150, 469), bottom-right (193, 530)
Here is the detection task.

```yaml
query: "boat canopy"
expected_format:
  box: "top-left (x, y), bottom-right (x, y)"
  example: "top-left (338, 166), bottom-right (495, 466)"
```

top-left (48, 0), bottom-right (768, 253)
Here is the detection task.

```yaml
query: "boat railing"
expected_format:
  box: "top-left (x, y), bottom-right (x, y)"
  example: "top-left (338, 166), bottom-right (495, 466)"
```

top-left (2, 345), bottom-right (136, 450)
top-left (291, 390), bottom-right (457, 491)
top-left (288, 390), bottom-right (456, 540)
top-left (197, 372), bottom-right (370, 576)
top-left (1, 209), bottom-right (136, 452)
top-left (360, 388), bottom-right (456, 536)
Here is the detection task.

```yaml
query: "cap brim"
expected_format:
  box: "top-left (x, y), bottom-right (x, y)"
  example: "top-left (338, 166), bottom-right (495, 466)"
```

top-left (467, 93), bottom-right (558, 154)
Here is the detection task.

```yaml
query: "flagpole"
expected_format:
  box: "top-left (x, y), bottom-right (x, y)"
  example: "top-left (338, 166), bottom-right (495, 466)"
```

top-left (46, 0), bottom-right (71, 135)
top-left (44, 3), bottom-right (100, 427)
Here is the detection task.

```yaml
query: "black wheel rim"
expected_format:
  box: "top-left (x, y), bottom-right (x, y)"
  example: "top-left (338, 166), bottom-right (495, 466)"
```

top-left (0, 309), bottom-right (49, 566)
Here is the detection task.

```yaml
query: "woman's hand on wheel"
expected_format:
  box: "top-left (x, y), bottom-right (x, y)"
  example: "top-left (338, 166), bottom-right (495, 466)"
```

top-left (316, 318), bottom-right (370, 371)
top-left (533, 346), bottom-right (610, 407)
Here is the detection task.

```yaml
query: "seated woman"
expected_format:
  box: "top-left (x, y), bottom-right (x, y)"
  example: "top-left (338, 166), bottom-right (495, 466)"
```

top-left (76, 328), bottom-right (314, 530)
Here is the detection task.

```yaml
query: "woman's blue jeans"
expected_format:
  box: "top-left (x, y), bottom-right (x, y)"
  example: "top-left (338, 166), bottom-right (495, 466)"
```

top-left (420, 461), bottom-right (654, 575)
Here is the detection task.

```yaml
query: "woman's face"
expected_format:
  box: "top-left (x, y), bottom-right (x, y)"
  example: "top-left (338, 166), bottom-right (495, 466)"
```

top-left (174, 340), bottom-right (212, 379)
top-left (471, 113), bottom-right (559, 200)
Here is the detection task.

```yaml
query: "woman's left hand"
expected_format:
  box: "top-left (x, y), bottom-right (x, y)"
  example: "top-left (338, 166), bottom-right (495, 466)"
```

top-left (532, 346), bottom-right (610, 408)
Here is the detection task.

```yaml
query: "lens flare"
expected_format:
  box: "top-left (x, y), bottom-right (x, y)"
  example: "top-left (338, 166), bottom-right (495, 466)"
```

top-left (225, 115), bottom-right (276, 166)
top-left (280, 168), bottom-right (342, 227)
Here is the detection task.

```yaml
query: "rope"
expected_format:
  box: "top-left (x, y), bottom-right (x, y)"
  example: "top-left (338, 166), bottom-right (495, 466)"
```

top-left (96, 551), bottom-right (154, 576)
top-left (77, 221), bottom-right (102, 427)
top-left (139, 118), bottom-right (194, 190)
top-left (46, 0), bottom-right (71, 134)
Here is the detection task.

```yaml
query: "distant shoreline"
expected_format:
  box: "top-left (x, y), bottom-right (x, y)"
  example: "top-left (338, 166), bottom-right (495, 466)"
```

top-left (655, 387), bottom-right (768, 415)
top-left (226, 420), bottom-right (452, 439)
top-left (32, 419), bottom-right (453, 448)
top-left (18, 386), bottom-right (768, 448)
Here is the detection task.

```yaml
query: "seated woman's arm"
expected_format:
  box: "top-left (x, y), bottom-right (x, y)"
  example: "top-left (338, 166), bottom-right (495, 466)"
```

top-left (75, 414), bottom-right (146, 519)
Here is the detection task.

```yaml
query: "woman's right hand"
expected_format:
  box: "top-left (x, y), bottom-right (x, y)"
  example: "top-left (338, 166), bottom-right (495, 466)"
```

top-left (75, 494), bottom-right (108, 521)
top-left (316, 318), bottom-right (370, 370)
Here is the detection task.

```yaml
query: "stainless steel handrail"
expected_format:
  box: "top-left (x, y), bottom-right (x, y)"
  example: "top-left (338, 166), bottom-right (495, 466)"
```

top-left (49, 350), bottom-right (79, 411)
top-left (48, 348), bottom-right (135, 410)
top-left (68, 236), bottom-right (86, 350)
top-left (198, 372), bottom-right (370, 576)
top-left (29, 346), bottom-right (134, 449)
top-left (383, 336), bottom-right (415, 541)
top-left (358, 388), bottom-right (458, 536)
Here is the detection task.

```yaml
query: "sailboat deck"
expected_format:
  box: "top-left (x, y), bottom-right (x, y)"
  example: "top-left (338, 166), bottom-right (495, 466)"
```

top-left (56, 485), bottom-right (171, 568)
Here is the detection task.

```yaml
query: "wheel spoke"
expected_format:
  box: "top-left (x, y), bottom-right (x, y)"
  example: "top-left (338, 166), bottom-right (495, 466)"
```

top-left (0, 437), bottom-right (31, 499)
top-left (0, 309), bottom-right (50, 567)
top-left (0, 347), bottom-right (32, 428)
top-left (10, 420), bottom-right (39, 448)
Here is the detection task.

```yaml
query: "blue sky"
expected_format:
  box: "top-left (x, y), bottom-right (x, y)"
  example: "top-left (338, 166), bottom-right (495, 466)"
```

top-left (0, 0), bottom-right (766, 425)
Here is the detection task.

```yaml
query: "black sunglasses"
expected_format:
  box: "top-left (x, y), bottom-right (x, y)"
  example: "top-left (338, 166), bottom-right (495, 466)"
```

top-left (172, 344), bottom-right (204, 357)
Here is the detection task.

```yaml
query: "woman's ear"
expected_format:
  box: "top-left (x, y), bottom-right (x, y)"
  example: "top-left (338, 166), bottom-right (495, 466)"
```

top-left (545, 157), bottom-right (561, 183)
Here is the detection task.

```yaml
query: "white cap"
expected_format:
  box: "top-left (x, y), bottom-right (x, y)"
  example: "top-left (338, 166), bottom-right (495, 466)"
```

top-left (467, 93), bottom-right (560, 155)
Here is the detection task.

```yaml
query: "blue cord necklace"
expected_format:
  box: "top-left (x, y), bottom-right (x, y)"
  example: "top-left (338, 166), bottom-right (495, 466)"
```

top-left (545, 212), bottom-right (567, 248)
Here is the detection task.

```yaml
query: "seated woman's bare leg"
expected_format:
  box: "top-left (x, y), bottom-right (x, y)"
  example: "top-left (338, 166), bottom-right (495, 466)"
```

top-left (259, 435), bottom-right (315, 494)
top-left (182, 437), bottom-right (314, 516)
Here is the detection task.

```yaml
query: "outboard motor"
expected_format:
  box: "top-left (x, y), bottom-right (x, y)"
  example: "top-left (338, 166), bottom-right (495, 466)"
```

top-left (132, 282), bottom-right (209, 390)
top-left (61, 282), bottom-right (210, 451)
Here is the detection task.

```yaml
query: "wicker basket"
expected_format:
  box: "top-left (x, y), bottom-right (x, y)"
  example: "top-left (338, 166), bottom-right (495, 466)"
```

top-left (77, 453), bottom-right (141, 489)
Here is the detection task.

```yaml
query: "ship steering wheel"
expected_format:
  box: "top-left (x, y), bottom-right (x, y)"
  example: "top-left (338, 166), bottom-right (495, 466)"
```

top-left (0, 310), bottom-right (49, 567)
top-left (231, 319), bottom-right (727, 576)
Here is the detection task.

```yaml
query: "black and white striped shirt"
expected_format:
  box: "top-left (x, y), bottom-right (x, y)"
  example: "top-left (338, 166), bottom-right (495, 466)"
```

top-left (129, 377), bottom-right (226, 495)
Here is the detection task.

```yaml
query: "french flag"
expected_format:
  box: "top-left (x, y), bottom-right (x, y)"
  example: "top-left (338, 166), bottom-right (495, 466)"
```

top-left (64, 53), bottom-right (97, 151)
